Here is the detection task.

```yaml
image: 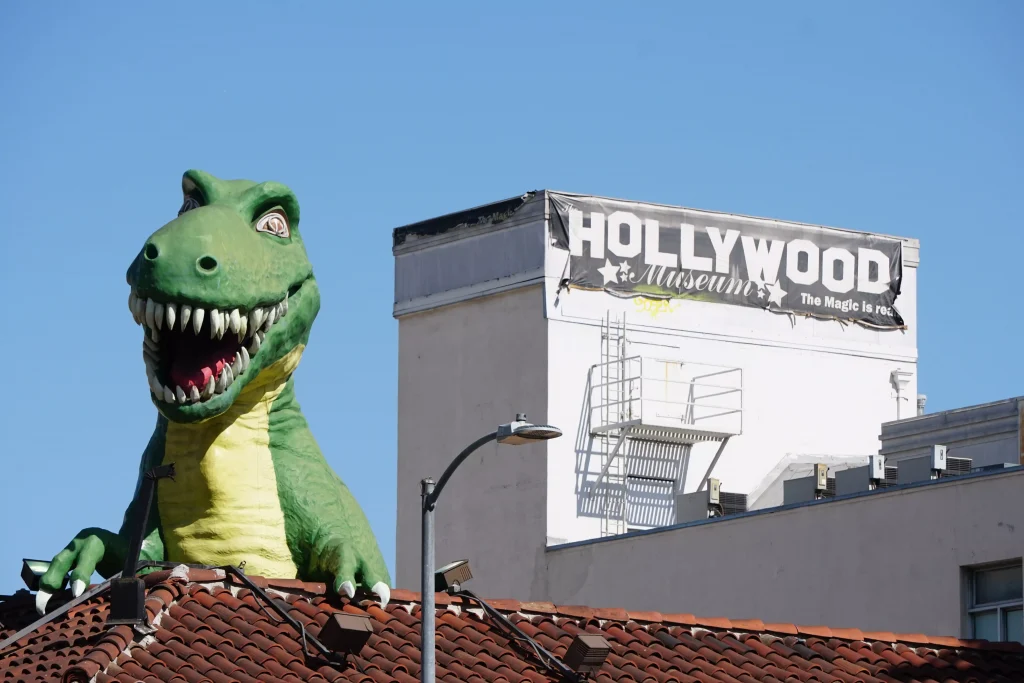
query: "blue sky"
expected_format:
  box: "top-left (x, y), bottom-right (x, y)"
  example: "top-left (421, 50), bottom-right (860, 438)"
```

top-left (1, 2), bottom-right (1021, 595)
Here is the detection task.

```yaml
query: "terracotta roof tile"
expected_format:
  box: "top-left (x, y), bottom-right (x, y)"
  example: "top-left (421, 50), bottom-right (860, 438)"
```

top-left (5, 576), bottom-right (1024, 683)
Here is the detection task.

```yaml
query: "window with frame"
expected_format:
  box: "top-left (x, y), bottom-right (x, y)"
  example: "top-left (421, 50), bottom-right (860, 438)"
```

top-left (967, 562), bottom-right (1023, 643)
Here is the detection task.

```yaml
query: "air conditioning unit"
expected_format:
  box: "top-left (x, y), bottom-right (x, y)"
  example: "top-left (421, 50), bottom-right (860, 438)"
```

top-left (877, 465), bottom-right (899, 488)
top-left (896, 445), bottom-right (949, 484)
top-left (834, 455), bottom-right (887, 496)
top-left (942, 456), bottom-right (972, 477)
top-left (719, 492), bottom-right (748, 516)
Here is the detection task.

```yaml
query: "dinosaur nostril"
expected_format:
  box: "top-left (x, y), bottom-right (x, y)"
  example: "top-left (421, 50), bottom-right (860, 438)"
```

top-left (197, 255), bottom-right (218, 273)
top-left (144, 243), bottom-right (159, 260)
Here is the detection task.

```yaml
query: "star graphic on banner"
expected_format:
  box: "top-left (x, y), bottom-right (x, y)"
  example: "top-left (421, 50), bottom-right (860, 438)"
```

top-left (766, 281), bottom-right (787, 307)
top-left (597, 259), bottom-right (620, 285)
top-left (756, 286), bottom-right (767, 300)
top-left (617, 261), bottom-right (632, 278)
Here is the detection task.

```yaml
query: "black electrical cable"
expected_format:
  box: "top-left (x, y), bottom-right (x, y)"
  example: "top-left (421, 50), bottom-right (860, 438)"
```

top-left (454, 589), bottom-right (581, 683)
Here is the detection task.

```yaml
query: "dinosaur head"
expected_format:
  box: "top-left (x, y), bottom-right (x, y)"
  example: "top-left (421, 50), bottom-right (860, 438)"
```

top-left (126, 170), bottom-right (319, 423)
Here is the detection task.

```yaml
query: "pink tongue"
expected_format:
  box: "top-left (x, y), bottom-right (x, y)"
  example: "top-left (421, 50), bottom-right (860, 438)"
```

top-left (169, 355), bottom-right (232, 391)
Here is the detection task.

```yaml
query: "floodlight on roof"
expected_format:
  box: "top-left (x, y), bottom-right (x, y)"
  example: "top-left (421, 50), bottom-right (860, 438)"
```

top-left (563, 633), bottom-right (612, 675)
top-left (21, 559), bottom-right (60, 592)
top-left (435, 559), bottom-right (472, 592)
top-left (318, 612), bottom-right (374, 655)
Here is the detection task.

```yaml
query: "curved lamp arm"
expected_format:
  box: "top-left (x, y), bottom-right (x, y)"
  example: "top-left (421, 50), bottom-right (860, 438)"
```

top-left (424, 431), bottom-right (498, 510)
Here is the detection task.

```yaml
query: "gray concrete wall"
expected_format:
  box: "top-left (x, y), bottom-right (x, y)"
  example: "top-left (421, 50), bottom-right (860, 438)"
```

top-left (395, 285), bottom-right (549, 598)
top-left (880, 397), bottom-right (1023, 469)
top-left (541, 468), bottom-right (1024, 637)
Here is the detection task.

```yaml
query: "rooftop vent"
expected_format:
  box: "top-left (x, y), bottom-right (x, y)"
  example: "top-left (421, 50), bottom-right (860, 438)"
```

top-left (564, 634), bottom-right (612, 675)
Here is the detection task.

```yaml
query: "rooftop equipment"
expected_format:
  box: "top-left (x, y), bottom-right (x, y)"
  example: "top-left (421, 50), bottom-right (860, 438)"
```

top-left (896, 445), bottom-right (947, 485)
top-left (890, 368), bottom-right (914, 419)
top-left (21, 560), bottom-right (58, 593)
top-left (434, 559), bottom-right (472, 592)
top-left (563, 634), bottom-right (613, 676)
top-left (834, 456), bottom-right (887, 496)
top-left (674, 479), bottom-right (749, 523)
top-left (318, 613), bottom-right (374, 656)
top-left (675, 479), bottom-right (722, 523)
top-left (944, 456), bottom-right (972, 477)
top-left (782, 463), bottom-right (831, 505)
top-left (107, 463), bottom-right (176, 626)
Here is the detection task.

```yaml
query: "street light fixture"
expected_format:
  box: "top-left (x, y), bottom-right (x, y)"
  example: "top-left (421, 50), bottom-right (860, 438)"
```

top-left (421, 414), bottom-right (561, 683)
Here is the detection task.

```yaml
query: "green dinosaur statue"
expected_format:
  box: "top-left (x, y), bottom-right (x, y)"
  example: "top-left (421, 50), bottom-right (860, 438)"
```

top-left (36, 170), bottom-right (390, 614)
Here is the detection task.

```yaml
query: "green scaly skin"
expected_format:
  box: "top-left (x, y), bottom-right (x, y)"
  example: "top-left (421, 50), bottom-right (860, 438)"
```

top-left (37, 170), bottom-right (389, 612)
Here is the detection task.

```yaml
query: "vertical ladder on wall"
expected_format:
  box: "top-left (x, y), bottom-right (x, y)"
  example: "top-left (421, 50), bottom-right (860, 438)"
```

top-left (598, 313), bottom-right (628, 537)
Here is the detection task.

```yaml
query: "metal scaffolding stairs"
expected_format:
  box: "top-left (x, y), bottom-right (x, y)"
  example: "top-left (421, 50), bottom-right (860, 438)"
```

top-left (589, 313), bottom-right (741, 536)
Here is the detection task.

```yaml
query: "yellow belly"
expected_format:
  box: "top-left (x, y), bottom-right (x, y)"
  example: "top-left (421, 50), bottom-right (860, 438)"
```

top-left (157, 348), bottom-right (304, 579)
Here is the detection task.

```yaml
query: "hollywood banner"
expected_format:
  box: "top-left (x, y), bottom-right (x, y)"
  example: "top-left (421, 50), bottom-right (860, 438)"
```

top-left (549, 193), bottom-right (904, 329)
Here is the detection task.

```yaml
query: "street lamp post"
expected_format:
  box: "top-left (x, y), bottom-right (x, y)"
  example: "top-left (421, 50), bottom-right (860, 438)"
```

top-left (420, 415), bottom-right (562, 683)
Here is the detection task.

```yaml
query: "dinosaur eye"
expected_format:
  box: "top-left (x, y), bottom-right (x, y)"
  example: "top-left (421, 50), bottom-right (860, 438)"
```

top-left (178, 195), bottom-right (201, 216)
top-left (255, 210), bottom-right (290, 238)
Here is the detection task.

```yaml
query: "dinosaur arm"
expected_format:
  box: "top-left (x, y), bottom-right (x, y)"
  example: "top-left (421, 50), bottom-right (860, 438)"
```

top-left (270, 383), bottom-right (390, 598)
top-left (36, 420), bottom-right (168, 612)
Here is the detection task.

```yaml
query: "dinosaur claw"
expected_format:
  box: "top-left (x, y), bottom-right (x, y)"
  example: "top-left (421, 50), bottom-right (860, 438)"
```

top-left (340, 581), bottom-right (355, 599)
top-left (36, 589), bottom-right (52, 616)
top-left (371, 582), bottom-right (390, 609)
top-left (71, 579), bottom-right (86, 598)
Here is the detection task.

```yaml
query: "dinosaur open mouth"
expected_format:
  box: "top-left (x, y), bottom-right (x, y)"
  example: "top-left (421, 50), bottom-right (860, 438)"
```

top-left (127, 290), bottom-right (288, 404)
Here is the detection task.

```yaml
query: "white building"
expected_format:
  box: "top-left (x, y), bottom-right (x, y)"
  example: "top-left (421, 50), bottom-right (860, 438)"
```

top-left (393, 188), bottom-right (924, 588)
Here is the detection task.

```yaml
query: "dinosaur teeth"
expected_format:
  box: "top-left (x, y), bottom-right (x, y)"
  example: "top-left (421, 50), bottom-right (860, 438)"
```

top-left (249, 308), bottom-right (265, 333)
top-left (129, 292), bottom-right (142, 324)
top-left (153, 302), bottom-right (164, 331)
top-left (132, 295), bottom-right (146, 324)
top-left (248, 332), bottom-right (261, 356)
top-left (202, 375), bottom-right (215, 399)
top-left (132, 288), bottom-right (292, 404)
top-left (209, 309), bottom-right (221, 340)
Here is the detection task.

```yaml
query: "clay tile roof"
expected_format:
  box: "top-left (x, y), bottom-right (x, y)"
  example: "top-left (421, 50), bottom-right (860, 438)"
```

top-left (3, 569), bottom-right (1024, 683)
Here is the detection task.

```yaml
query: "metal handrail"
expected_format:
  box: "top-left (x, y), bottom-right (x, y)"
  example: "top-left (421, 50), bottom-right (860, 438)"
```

top-left (592, 376), bottom-right (741, 393)
top-left (643, 357), bottom-right (742, 372)
top-left (590, 355), bottom-right (743, 435)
